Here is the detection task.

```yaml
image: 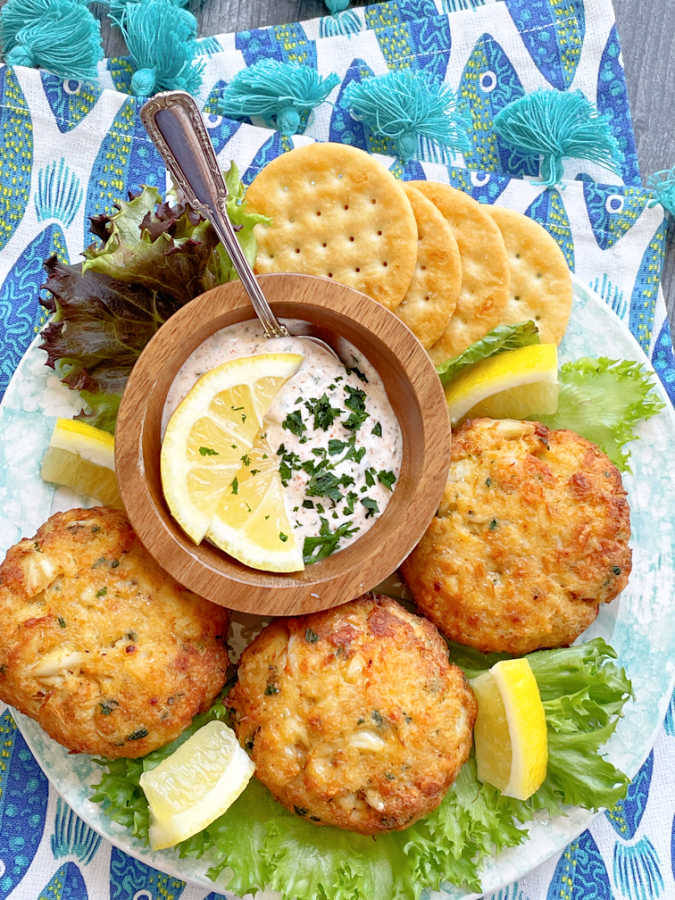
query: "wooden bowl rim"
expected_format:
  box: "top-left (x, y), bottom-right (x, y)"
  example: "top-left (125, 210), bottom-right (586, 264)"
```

top-left (115, 273), bottom-right (450, 616)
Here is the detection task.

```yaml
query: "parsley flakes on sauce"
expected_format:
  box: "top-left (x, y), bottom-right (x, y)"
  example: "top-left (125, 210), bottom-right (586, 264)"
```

top-left (272, 358), bottom-right (397, 562)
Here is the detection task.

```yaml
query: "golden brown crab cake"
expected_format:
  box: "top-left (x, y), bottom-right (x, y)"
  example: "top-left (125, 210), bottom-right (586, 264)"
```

top-left (0, 507), bottom-right (230, 758)
top-left (228, 594), bottom-right (476, 834)
top-left (401, 419), bottom-right (632, 655)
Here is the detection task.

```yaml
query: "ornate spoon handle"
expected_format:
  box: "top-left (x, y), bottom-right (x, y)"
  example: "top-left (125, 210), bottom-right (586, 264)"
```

top-left (140, 90), bottom-right (288, 339)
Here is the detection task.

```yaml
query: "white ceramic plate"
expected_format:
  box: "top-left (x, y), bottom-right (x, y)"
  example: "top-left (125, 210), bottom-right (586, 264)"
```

top-left (1, 278), bottom-right (674, 898)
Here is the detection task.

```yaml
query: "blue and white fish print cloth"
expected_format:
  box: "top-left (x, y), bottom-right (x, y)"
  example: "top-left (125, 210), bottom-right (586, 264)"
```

top-left (0, 0), bottom-right (672, 894)
top-left (96, 0), bottom-right (640, 188)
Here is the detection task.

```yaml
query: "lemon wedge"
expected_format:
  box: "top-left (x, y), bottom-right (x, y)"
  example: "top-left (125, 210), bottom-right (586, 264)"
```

top-left (471, 658), bottom-right (548, 800)
top-left (41, 418), bottom-right (122, 507)
top-left (161, 353), bottom-right (304, 571)
top-left (444, 344), bottom-right (559, 425)
top-left (140, 720), bottom-right (255, 850)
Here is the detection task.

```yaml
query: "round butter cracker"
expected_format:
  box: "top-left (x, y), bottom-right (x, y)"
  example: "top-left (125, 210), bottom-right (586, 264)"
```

top-left (486, 206), bottom-right (573, 344)
top-left (409, 182), bottom-right (510, 362)
top-left (395, 184), bottom-right (462, 349)
top-left (245, 143), bottom-right (418, 311)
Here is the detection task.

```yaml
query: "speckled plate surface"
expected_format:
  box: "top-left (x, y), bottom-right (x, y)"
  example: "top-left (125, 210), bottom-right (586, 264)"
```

top-left (1, 279), bottom-right (674, 899)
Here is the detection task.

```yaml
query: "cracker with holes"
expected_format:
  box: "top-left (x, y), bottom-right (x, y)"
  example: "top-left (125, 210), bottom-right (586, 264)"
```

top-left (486, 206), bottom-right (573, 344)
top-left (408, 182), bottom-right (511, 362)
top-left (245, 143), bottom-right (418, 311)
top-left (395, 184), bottom-right (462, 349)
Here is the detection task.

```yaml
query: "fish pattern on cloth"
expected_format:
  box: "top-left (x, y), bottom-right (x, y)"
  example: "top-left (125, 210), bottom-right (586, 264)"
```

top-left (97, 0), bottom-right (640, 186)
top-left (0, 66), bottom-right (669, 403)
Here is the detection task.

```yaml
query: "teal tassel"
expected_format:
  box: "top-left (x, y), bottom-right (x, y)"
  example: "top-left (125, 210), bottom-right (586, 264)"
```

top-left (320, 8), bottom-right (361, 37)
top-left (219, 60), bottom-right (340, 136)
top-left (0, 0), bottom-right (102, 81)
top-left (324, 0), bottom-right (351, 12)
top-left (343, 70), bottom-right (471, 163)
top-left (647, 167), bottom-right (675, 215)
top-left (493, 88), bottom-right (623, 186)
top-left (648, 166), bottom-right (675, 240)
top-left (105, 0), bottom-right (191, 29)
top-left (114, 0), bottom-right (204, 96)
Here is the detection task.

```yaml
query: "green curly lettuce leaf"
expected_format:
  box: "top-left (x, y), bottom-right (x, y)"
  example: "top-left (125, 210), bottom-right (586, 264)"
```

top-left (90, 637), bottom-right (632, 899)
top-left (435, 321), bottom-right (540, 386)
top-left (40, 164), bottom-right (266, 432)
top-left (533, 357), bottom-right (665, 470)
top-left (450, 637), bottom-right (633, 812)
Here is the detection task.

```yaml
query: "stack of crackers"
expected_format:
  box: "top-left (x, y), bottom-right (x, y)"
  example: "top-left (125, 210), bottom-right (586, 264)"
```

top-left (246, 143), bottom-right (573, 360)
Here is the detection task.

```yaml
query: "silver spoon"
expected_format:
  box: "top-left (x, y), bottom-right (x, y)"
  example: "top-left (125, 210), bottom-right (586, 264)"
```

top-left (140, 90), bottom-right (340, 361)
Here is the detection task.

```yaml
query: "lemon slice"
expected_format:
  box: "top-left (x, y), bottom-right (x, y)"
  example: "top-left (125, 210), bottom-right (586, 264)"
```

top-left (41, 418), bottom-right (122, 507)
top-left (161, 353), bottom-right (304, 571)
top-left (471, 658), bottom-right (548, 800)
top-left (444, 344), bottom-right (559, 425)
top-left (140, 720), bottom-right (255, 850)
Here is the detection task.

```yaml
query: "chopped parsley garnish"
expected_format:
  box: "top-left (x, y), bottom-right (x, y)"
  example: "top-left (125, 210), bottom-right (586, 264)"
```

top-left (328, 438), bottom-right (347, 455)
top-left (127, 728), bottom-right (148, 741)
top-left (96, 587), bottom-right (107, 598)
top-left (308, 393), bottom-right (340, 430)
top-left (305, 628), bottom-right (319, 643)
top-left (307, 471), bottom-right (342, 503)
top-left (303, 518), bottom-right (358, 564)
top-left (279, 532), bottom-right (288, 543)
top-left (343, 491), bottom-right (358, 515)
top-left (264, 684), bottom-right (279, 695)
top-left (302, 499), bottom-right (314, 509)
top-left (371, 421), bottom-right (382, 437)
top-left (342, 385), bottom-right (368, 431)
top-left (361, 497), bottom-right (379, 518)
top-left (231, 477), bottom-right (239, 495)
top-left (282, 409), bottom-right (306, 437)
top-left (364, 467), bottom-right (376, 487)
top-left (240, 453), bottom-right (251, 466)
top-left (99, 700), bottom-right (118, 716)
top-left (347, 364), bottom-right (368, 383)
top-left (378, 470), bottom-right (396, 490)
top-left (346, 444), bottom-right (366, 464)
top-left (489, 518), bottom-right (498, 530)
top-left (57, 616), bottom-right (66, 628)
top-left (198, 446), bottom-right (218, 456)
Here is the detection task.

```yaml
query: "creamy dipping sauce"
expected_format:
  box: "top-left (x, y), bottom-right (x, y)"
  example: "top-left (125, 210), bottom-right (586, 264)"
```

top-left (163, 320), bottom-right (403, 563)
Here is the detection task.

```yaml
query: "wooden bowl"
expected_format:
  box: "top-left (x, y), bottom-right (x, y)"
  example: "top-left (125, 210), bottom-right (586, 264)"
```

top-left (115, 273), bottom-right (450, 616)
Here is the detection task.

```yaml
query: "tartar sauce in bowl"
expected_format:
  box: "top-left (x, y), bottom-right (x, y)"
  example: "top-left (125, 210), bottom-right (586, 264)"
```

top-left (163, 320), bottom-right (403, 564)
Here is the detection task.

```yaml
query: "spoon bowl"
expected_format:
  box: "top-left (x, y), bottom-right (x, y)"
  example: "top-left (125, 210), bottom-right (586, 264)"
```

top-left (115, 273), bottom-right (451, 617)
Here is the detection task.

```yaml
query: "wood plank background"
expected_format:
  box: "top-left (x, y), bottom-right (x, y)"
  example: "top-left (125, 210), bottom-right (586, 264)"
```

top-left (96, 0), bottom-right (675, 334)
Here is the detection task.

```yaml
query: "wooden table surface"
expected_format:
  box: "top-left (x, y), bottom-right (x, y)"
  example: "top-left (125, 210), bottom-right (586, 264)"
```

top-left (99, 0), bottom-right (675, 332)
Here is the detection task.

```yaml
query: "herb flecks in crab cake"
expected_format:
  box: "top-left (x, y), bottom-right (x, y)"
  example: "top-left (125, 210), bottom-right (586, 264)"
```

top-left (0, 507), bottom-right (230, 758)
top-left (227, 594), bottom-right (477, 834)
top-left (402, 418), bottom-right (632, 655)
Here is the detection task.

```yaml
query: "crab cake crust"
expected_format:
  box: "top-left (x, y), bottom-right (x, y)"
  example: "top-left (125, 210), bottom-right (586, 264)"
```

top-left (228, 595), bottom-right (476, 834)
top-left (0, 507), bottom-right (230, 758)
top-left (402, 419), bottom-right (631, 655)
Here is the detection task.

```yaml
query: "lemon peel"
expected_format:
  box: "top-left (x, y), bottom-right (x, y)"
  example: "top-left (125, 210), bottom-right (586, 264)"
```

top-left (41, 418), bottom-right (122, 507)
top-left (160, 353), bottom-right (304, 571)
top-left (471, 657), bottom-right (548, 801)
top-left (140, 720), bottom-right (255, 850)
top-left (445, 343), bottom-right (558, 425)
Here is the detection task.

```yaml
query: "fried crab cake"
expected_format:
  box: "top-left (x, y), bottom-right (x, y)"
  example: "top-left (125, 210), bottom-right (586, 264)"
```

top-left (0, 507), bottom-right (230, 758)
top-left (228, 594), bottom-right (476, 834)
top-left (402, 419), bottom-right (632, 655)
